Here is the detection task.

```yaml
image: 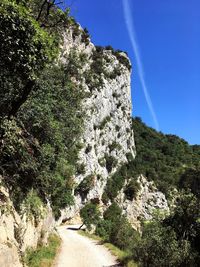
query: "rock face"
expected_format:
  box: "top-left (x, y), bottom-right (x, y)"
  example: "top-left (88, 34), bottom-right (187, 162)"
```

top-left (60, 25), bottom-right (168, 224)
top-left (117, 175), bottom-right (169, 230)
top-left (76, 52), bottom-right (136, 202)
top-left (59, 26), bottom-right (137, 221)
top-left (0, 185), bottom-right (55, 266)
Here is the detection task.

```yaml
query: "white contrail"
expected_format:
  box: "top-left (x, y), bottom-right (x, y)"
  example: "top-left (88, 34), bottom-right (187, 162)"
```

top-left (122, 0), bottom-right (159, 131)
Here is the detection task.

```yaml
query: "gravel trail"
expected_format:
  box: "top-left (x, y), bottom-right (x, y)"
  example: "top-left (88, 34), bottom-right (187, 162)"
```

top-left (55, 225), bottom-right (119, 267)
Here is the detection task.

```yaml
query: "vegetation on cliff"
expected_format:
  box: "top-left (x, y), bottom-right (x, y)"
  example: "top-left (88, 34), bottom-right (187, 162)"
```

top-left (0, 0), bottom-right (86, 218)
top-left (132, 117), bottom-right (200, 194)
top-left (83, 181), bottom-right (200, 266)
top-left (100, 117), bottom-right (200, 266)
top-left (103, 116), bottom-right (200, 203)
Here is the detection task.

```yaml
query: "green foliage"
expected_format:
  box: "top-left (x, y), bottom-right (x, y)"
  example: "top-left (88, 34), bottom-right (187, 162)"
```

top-left (105, 46), bottom-right (132, 70)
top-left (110, 216), bottom-right (138, 250)
top-left (0, 0), bottom-right (86, 219)
top-left (98, 116), bottom-right (111, 130)
top-left (100, 118), bottom-right (200, 266)
top-left (124, 179), bottom-right (140, 200)
top-left (85, 45), bottom-right (130, 93)
top-left (95, 193), bottom-right (200, 266)
top-left (133, 222), bottom-right (185, 267)
top-left (104, 165), bottom-right (129, 200)
top-left (80, 202), bottom-right (100, 230)
top-left (179, 169), bottom-right (200, 197)
top-left (102, 192), bottom-right (109, 205)
top-left (1, 59), bottom-right (85, 217)
top-left (108, 141), bottom-right (122, 152)
top-left (22, 190), bottom-right (44, 222)
top-left (98, 157), bottom-right (106, 167)
top-left (105, 154), bottom-right (118, 173)
top-left (130, 117), bottom-right (200, 195)
top-left (27, 0), bottom-right (71, 33)
top-left (76, 163), bottom-right (86, 175)
top-left (165, 192), bottom-right (200, 242)
top-left (95, 203), bottom-right (138, 251)
top-left (24, 234), bottom-right (61, 267)
top-left (130, 192), bottom-right (200, 267)
top-left (126, 152), bottom-right (134, 162)
top-left (95, 219), bottom-right (112, 240)
top-left (81, 27), bottom-right (90, 45)
top-left (75, 175), bottom-right (95, 199)
top-left (103, 202), bottom-right (122, 221)
top-left (101, 117), bottom-right (200, 266)
top-left (0, 0), bottom-right (58, 118)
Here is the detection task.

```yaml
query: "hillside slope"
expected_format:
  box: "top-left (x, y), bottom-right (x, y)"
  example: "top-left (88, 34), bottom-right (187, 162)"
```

top-left (132, 117), bottom-right (200, 194)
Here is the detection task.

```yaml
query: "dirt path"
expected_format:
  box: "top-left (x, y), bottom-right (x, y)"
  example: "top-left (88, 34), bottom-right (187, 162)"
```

top-left (55, 225), bottom-right (119, 267)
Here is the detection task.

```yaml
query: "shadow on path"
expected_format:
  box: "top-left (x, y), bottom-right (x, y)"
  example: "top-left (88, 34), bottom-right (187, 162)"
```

top-left (66, 226), bottom-right (80, 231)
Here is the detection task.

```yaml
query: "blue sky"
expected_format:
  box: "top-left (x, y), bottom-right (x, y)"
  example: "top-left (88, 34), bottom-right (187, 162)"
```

top-left (69, 0), bottom-right (200, 145)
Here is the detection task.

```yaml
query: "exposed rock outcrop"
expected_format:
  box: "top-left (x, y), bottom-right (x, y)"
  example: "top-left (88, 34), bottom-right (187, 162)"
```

top-left (0, 185), bottom-right (55, 266)
top-left (59, 25), bottom-right (137, 222)
top-left (117, 175), bottom-right (169, 230)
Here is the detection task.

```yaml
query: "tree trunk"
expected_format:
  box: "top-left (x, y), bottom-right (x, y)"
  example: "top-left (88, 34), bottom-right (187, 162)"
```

top-left (8, 79), bottom-right (35, 118)
top-left (79, 223), bottom-right (84, 230)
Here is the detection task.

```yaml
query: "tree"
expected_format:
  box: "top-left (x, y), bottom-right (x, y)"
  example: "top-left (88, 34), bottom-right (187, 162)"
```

top-left (103, 202), bottom-right (122, 222)
top-left (165, 193), bottom-right (200, 241)
top-left (80, 203), bottom-right (100, 230)
top-left (134, 222), bottom-right (184, 267)
top-left (179, 169), bottom-right (200, 198)
top-left (0, 0), bottom-right (57, 118)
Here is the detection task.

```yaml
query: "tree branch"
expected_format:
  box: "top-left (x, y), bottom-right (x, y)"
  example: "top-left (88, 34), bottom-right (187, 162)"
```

top-left (36, 0), bottom-right (48, 22)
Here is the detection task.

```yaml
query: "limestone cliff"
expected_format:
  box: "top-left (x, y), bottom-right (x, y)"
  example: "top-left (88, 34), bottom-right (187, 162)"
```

top-left (59, 25), bottom-right (168, 223)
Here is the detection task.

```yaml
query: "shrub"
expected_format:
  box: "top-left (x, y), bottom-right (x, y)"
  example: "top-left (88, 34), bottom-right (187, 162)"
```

top-left (133, 222), bottom-right (188, 267)
top-left (99, 116), bottom-right (111, 130)
top-left (22, 190), bottom-right (43, 223)
top-left (108, 141), bottom-right (122, 152)
top-left (126, 152), bottom-right (134, 162)
top-left (81, 27), bottom-right (90, 45)
top-left (80, 203), bottom-right (100, 230)
top-left (76, 163), bottom-right (86, 175)
top-left (103, 202), bottom-right (122, 222)
top-left (113, 92), bottom-right (120, 98)
top-left (95, 219), bottom-right (112, 241)
top-left (104, 46), bottom-right (131, 70)
top-left (105, 154), bottom-right (118, 173)
top-left (104, 167), bottom-right (126, 200)
top-left (75, 175), bottom-right (95, 199)
top-left (124, 179), bottom-right (141, 200)
top-left (110, 216), bottom-right (138, 250)
top-left (179, 169), bottom-right (200, 198)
